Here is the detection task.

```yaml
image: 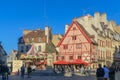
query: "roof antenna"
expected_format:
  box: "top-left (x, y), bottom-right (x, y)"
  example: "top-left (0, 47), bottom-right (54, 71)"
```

top-left (43, 0), bottom-right (48, 26)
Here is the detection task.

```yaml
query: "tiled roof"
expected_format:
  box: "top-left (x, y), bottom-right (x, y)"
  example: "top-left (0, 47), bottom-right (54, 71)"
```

top-left (76, 21), bottom-right (97, 45)
top-left (23, 30), bottom-right (45, 38)
top-left (113, 26), bottom-right (120, 34)
top-left (44, 42), bottom-right (58, 53)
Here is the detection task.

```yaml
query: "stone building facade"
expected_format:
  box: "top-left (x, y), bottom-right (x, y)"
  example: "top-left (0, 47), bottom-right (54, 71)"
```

top-left (60, 12), bottom-right (120, 67)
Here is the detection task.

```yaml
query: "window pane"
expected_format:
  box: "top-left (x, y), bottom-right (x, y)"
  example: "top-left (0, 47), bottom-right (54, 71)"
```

top-left (38, 46), bottom-right (41, 51)
top-left (76, 43), bottom-right (82, 49)
top-left (63, 45), bottom-right (68, 49)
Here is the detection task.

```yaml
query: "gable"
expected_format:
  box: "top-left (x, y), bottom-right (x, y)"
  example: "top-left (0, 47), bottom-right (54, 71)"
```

top-left (58, 21), bottom-right (92, 46)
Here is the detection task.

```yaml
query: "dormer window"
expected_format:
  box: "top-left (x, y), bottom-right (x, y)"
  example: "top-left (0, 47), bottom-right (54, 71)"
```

top-left (32, 38), bottom-right (34, 42)
top-left (38, 37), bottom-right (41, 42)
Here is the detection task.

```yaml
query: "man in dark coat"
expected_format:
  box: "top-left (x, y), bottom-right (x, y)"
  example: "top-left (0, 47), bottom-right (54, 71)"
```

top-left (96, 64), bottom-right (104, 80)
top-left (27, 65), bottom-right (32, 78)
top-left (21, 64), bottom-right (25, 78)
top-left (1, 63), bottom-right (9, 80)
top-left (109, 65), bottom-right (115, 80)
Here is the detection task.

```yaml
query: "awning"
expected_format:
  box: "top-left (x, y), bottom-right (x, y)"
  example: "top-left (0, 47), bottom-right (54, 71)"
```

top-left (25, 60), bottom-right (32, 62)
top-left (27, 45), bottom-right (38, 55)
top-left (53, 60), bottom-right (70, 65)
top-left (70, 59), bottom-right (88, 65)
top-left (83, 61), bottom-right (88, 65)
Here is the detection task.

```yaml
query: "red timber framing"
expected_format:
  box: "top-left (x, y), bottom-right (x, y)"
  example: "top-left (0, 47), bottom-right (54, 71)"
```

top-left (58, 21), bottom-right (94, 63)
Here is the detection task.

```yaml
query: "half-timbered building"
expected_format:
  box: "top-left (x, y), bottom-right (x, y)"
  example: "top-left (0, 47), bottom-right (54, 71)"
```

top-left (57, 20), bottom-right (98, 67)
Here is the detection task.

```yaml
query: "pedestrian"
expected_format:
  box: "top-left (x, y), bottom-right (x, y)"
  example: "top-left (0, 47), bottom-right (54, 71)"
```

top-left (80, 66), bottom-right (84, 75)
top-left (109, 65), bottom-right (115, 80)
top-left (5, 65), bottom-right (9, 80)
top-left (1, 63), bottom-right (5, 80)
top-left (96, 64), bottom-right (104, 80)
top-left (21, 64), bottom-right (25, 78)
top-left (103, 65), bottom-right (109, 80)
top-left (1, 63), bottom-right (9, 80)
top-left (86, 66), bottom-right (91, 76)
top-left (27, 65), bottom-right (32, 78)
top-left (17, 69), bottom-right (19, 76)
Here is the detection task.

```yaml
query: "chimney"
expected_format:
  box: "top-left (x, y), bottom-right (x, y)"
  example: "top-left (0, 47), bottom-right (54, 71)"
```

top-left (65, 24), bottom-right (69, 33)
top-left (45, 26), bottom-right (50, 43)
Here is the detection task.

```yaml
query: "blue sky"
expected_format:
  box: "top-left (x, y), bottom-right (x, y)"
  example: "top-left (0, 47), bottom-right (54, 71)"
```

top-left (0, 0), bottom-right (120, 54)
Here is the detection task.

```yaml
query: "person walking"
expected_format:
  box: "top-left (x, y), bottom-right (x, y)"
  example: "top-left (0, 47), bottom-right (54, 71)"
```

top-left (80, 66), bottom-right (84, 76)
top-left (96, 64), bottom-right (104, 80)
top-left (1, 63), bottom-right (5, 80)
top-left (4, 65), bottom-right (9, 80)
top-left (1, 63), bottom-right (9, 80)
top-left (27, 65), bottom-right (32, 78)
top-left (103, 65), bottom-right (109, 80)
top-left (21, 64), bottom-right (25, 78)
top-left (109, 65), bottom-right (115, 80)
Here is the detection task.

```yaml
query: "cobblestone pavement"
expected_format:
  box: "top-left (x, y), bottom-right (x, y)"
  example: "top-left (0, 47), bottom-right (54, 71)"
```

top-left (0, 70), bottom-right (120, 80)
top-left (3, 75), bottom-right (97, 80)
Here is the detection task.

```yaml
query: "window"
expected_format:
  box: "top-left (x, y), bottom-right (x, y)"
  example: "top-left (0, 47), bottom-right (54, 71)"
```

top-left (63, 45), bottom-right (68, 49)
top-left (61, 56), bottom-right (64, 60)
top-left (76, 43), bottom-right (82, 49)
top-left (73, 27), bottom-right (76, 30)
top-left (78, 56), bottom-right (81, 59)
top-left (69, 56), bottom-right (73, 60)
top-left (26, 38), bottom-right (29, 42)
top-left (20, 46), bottom-right (24, 53)
top-left (72, 35), bottom-right (76, 40)
top-left (106, 40), bottom-right (107, 46)
top-left (32, 38), bottom-right (34, 42)
top-left (38, 37), bottom-right (41, 42)
top-left (56, 56), bottom-right (59, 60)
top-left (26, 46), bottom-right (29, 52)
top-left (11, 58), bottom-right (13, 61)
top-left (98, 39), bottom-right (100, 46)
top-left (38, 46), bottom-right (41, 51)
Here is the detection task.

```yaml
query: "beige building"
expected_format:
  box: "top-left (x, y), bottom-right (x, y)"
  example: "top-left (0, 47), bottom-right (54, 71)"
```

top-left (73, 12), bottom-right (120, 67)
top-left (7, 50), bottom-right (18, 71)
top-left (18, 27), bottom-right (57, 66)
